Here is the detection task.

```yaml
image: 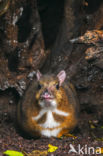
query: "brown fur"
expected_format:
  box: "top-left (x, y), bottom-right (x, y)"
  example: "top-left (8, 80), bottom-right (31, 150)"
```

top-left (17, 73), bottom-right (79, 138)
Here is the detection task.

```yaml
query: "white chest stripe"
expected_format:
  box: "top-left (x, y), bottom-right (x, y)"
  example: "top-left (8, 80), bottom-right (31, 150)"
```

top-left (40, 111), bottom-right (60, 128)
top-left (54, 109), bottom-right (69, 116)
top-left (33, 109), bottom-right (46, 121)
top-left (32, 108), bottom-right (69, 121)
top-left (41, 128), bottom-right (61, 137)
top-left (32, 108), bottom-right (69, 137)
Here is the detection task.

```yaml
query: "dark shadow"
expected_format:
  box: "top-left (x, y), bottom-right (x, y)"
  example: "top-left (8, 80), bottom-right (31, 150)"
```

top-left (0, 88), bottom-right (20, 123)
top-left (0, 87), bottom-right (20, 102)
top-left (84, 0), bottom-right (103, 14)
top-left (7, 48), bottom-right (19, 72)
top-left (15, 125), bottom-right (40, 140)
top-left (16, 2), bottom-right (32, 42)
top-left (37, 0), bottom-right (65, 49)
top-left (81, 104), bottom-right (97, 114)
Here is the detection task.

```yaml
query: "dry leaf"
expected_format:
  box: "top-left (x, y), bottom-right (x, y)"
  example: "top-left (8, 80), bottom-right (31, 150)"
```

top-left (90, 124), bottom-right (95, 129)
top-left (48, 144), bottom-right (58, 153)
top-left (28, 150), bottom-right (48, 156)
top-left (3, 150), bottom-right (24, 156)
top-left (89, 120), bottom-right (95, 129)
top-left (96, 138), bottom-right (103, 141)
top-left (63, 133), bottom-right (77, 139)
top-left (96, 147), bottom-right (103, 154)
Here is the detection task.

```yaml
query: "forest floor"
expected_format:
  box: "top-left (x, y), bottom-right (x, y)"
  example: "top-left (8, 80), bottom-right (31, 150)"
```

top-left (0, 110), bottom-right (103, 156)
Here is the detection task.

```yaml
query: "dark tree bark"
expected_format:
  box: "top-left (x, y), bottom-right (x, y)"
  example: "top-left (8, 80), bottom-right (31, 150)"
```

top-left (0, 0), bottom-right (46, 95)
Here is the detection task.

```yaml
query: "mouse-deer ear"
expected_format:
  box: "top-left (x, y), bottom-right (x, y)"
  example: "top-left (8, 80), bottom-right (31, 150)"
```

top-left (57, 70), bottom-right (66, 86)
top-left (36, 70), bottom-right (42, 80)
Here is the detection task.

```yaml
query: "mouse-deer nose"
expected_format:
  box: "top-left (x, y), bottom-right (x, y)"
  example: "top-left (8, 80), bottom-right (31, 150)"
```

top-left (43, 88), bottom-right (51, 96)
top-left (44, 88), bottom-right (48, 93)
top-left (41, 88), bottom-right (54, 99)
top-left (42, 88), bottom-right (49, 95)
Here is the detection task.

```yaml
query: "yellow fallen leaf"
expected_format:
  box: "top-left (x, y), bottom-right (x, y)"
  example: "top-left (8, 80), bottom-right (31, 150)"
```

top-left (90, 124), bottom-right (95, 129)
top-left (89, 121), bottom-right (95, 129)
top-left (3, 150), bottom-right (24, 156)
top-left (28, 150), bottom-right (48, 156)
top-left (96, 147), bottom-right (103, 154)
top-left (96, 138), bottom-right (103, 141)
top-left (63, 133), bottom-right (77, 139)
top-left (48, 144), bottom-right (58, 153)
top-left (101, 148), bottom-right (103, 154)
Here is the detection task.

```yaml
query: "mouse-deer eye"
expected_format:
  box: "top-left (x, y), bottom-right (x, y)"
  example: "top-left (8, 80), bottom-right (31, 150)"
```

top-left (38, 84), bottom-right (42, 90)
top-left (56, 83), bottom-right (59, 90)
